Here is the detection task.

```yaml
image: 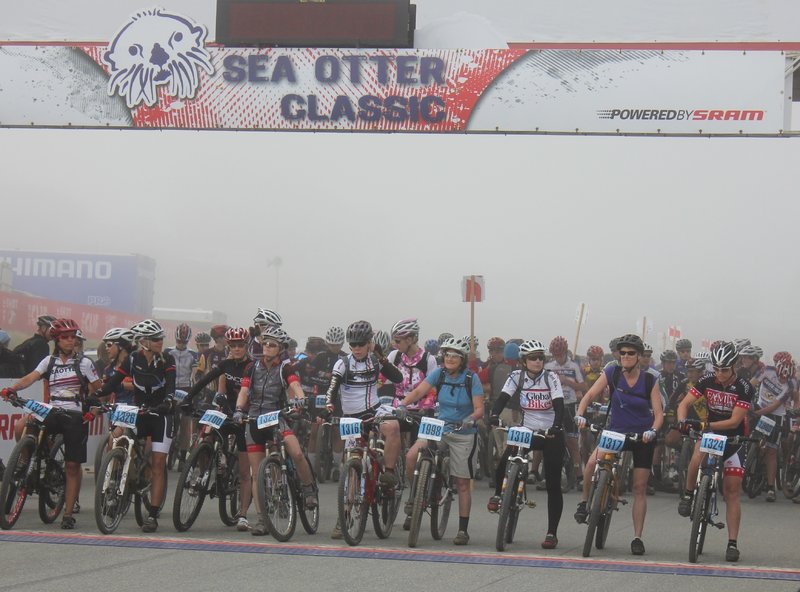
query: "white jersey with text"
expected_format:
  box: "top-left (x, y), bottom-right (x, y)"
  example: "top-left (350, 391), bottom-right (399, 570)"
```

top-left (757, 367), bottom-right (796, 417)
top-left (502, 369), bottom-right (563, 432)
top-left (35, 355), bottom-right (99, 412)
top-left (544, 358), bottom-right (584, 405)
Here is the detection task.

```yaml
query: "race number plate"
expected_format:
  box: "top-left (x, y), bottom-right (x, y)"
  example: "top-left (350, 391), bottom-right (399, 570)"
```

top-left (754, 415), bottom-right (776, 436)
top-left (174, 389), bottom-right (188, 402)
top-left (417, 417), bottom-right (445, 441)
top-left (314, 395), bottom-right (327, 408)
top-left (339, 417), bottom-right (362, 440)
top-left (257, 411), bottom-right (281, 430)
top-left (24, 399), bottom-right (54, 422)
top-left (597, 430), bottom-right (626, 453)
top-left (699, 433), bottom-right (727, 456)
top-left (199, 409), bottom-right (227, 430)
top-left (110, 404), bottom-right (138, 429)
top-left (507, 426), bottom-right (533, 448)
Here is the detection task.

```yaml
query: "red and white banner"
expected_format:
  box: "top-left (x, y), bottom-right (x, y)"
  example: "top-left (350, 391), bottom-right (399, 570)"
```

top-left (668, 326), bottom-right (682, 339)
top-left (0, 9), bottom-right (790, 135)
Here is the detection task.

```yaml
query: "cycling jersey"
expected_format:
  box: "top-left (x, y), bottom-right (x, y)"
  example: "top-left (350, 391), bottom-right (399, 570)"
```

top-left (689, 374), bottom-right (753, 437)
top-left (604, 365), bottom-right (655, 434)
top-left (99, 351), bottom-right (176, 408)
top-left (501, 369), bottom-right (563, 432)
top-left (241, 358), bottom-right (298, 418)
top-left (676, 378), bottom-right (707, 422)
top-left (103, 362), bottom-right (134, 405)
top-left (756, 367), bottom-right (795, 417)
top-left (34, 354), bottom-right (99, 413)
top-left (189, 357), bottom-right (250, 412)
top-left (327, 354), bottom-right (402, 416)
top-left (544, 359), bottom-right (584, 405)
top-left (197, 347), bottom-right (227, 378)
top-left (388, 348), bottom-right (437, 409)
top-left (167, 347), bottom-right (198, 388)
top-left (424, 367), bottom-right (483, 434)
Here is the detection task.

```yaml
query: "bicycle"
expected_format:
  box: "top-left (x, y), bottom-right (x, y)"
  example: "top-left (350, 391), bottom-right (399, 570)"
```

top-left (742, 414), bottom-right (779, 499)
top-left (254, 407), bottom-right (319, 542)
top-left (172, 403), bottom-right (241, 531)
top-left (685, 428), bottom-right (756, 563)
top-left (0, 395), bottom-right (66, 529)
top-left (581, 424), bottom-right (640, 558)
top-left (336, 413), bottom-right (404, 546)
top-left (492, 422), bottom-right (540, 552)
top-left (94, 404), bottom-right (167, 534)
top-left (405, 415), bottom-right (457, 548)
top-left (781, 411), bottom-right (800, 498)
top-left (314, 395), bottom-right (336, 483)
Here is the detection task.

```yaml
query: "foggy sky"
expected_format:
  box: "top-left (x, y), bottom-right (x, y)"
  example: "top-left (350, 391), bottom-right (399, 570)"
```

top-left (0, 1), bottom-right (798, 358)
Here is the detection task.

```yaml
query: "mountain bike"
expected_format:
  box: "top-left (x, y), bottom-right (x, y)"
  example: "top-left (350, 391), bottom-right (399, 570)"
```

top-left (254, 407), bottom-right (319, 542)
top-left (0, 396), bottom-right (66, 529)
top-left (581, 425), bottom-right (640, 557)
top-left (336, 413), bottom-right (403, 546)
top-left (742, 414), bottom-right (779, 499)
top-left (405, 415), bottom-right (457, 548)
top-left (685, 429), bottom-right (756, 563)
top-left (94, 404), bottom-right (167, 534)
top-left (172, 403), bottom-right (241, 531)
top-left (314, 395), bottom-right (336, 483)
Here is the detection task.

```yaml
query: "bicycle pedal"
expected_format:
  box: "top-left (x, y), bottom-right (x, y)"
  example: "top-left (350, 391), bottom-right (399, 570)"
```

top-left (619, 499), bottom-right (629, 506)
top-left (525, 500), bottom-right (537, 508)
top-left (713, 521), bottom-right (725, 529)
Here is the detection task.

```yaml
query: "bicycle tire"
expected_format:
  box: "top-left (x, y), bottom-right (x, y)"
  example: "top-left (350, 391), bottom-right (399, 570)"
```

top-left (134, 452), bottom-right (168, 527)
top-left (314, 424), bottom-right (329, 484)
top-left (298, 455), bottom-right (319, 535)
top-left (38, 434), bottom-right (66, 524)
top-left (689, 474), bottom-right (710, 563)
top-left (0, 435), bottom-right (36, 530)
top-left (218, 452), bottom-right (240, 527)
top-left (408, 459), bottom-right (431, 548)
top-left (483, 426), bottom-right (495, 480)
top-left (172, 443), bottom-right (213, 532)
top-left (371, 481), bottom-right (394, 539)
top-left (390, 452), bottom-right (406, 525)
top-left (339, 457), bottom-right (368, 546)
top-left (95, 447), bottom-right (130, 534)
top-left (595, 487), bottom-right (614, 549)
top-left (744, 442), bottom-right (762, 499)
top-left (495, 462), bottom-right (521, 552)
top-left (430, 456), bottom-right (452, 541)
top-left (583, 468), bottom-right (609, 557)
top-left (257, 457), bottom-right (296, 542)
top-left (618, 452), bottom-right (633, 493)
top-left (93, 434), bottom-right (108, 483)
top-left (782, 448), bottom-right (800, 498)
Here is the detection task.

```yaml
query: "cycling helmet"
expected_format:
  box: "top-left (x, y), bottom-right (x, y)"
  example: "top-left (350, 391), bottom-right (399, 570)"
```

top-left (776, 357), bottom-right (796, 379)
top-left (732, 338), bottom-right (751, 351)
top-left (374, 330), bottom-right (391, 354)
top-left (773, 351), bottom-right (793, 364)
top-left (225, 327), bottom-right (249, 342)
top-left (346, 321), bottom-right (374, 343)
top-left (130, 319), bottom-right (165, 340)
top-left (424, 339), bottom-right (439, 355)
top-left (75, 329), bottom-right (86, 342)
top-left (709, 340), bottom-right (724, 352)
top-left (642, 343), bottom-right (653, 354)
top-left (103, 327), bottom-right (137, 346)
top-left (287, 338), bottom-right (298, 349)
top-left (210, 324), bottom-right (229, 340)
top-left (175, 323), bottom-right (192, 343)
top-left (608, 337), bottom-right (621, 352)
top-left (660, 350), bottom-right (678, 363)
top-left (195, 332), bottom-right (211, 345)
top-left (437, 332), bottom-right (454, 345)
top-left (259, 325), bottom-right (289, 346)
top-left (675, 338), bottom-right (692, 351)
top-left (325, 326), bottom-right (345, 346)
top-left (305, 336), bottom-right (327, 354)
top-left (253, 308), bottom-right (283, 327)
top-left (504, 342), bottom-right (520, 361)
top-left (391, 318), bottom-right (420, 339)
top-left (738, 345), bottom-right (761, 359)
top-left (37, 314), bottom-right (56, 326)
top-left (519, 340), bottom-right (546, 358)
top-left (710, 341), bottom-right (738, 368)
top-left (616, 334), bottom-right (644, 354)
top-left (487, 337), bottom-right (506, 351)
top-left (549, 336), bottom-right (568, 357)
top-left (463, 336), bottom-right (479, 349)
top-left (440, 336), bottom-right (470, 357)
top-left (694, 351), bottom-right (711, 361)
top-left (49, 318), bottom-right (79, 340)
top-left (689, 358), bottom-right (707, 370)
top-left (586, 345), bottom-right (604, 359)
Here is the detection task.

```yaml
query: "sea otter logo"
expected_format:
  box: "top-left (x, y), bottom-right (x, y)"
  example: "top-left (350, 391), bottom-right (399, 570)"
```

top-left (103, 9), bottom-right (214, 108)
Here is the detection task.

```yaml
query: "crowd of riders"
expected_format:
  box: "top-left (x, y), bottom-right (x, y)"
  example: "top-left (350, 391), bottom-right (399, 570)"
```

top-left (0, 311), bottom-right (796, 563)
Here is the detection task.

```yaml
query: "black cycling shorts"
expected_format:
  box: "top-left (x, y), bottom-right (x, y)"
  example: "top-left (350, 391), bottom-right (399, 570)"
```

top-left (221, 422), bottom-right (247, 453)
top-left (44, 411), bottom-right (88, 464)
top-left (622, 439), bottom-right (656, 470)
top-left (136, 413), bottom-right (173, 454)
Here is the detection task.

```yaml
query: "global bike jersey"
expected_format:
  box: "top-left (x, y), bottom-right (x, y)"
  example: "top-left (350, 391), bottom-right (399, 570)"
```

top-left (689, 374), bottom-right (753, 437)
top-left (35, 354), bottom-right (99, 412)
top-left (241, 358), bottom-right (298, 418)
top-left (166, 347), bottom-right (198, 388)
top-left (604, 366), bottom-right (656, 434)
top-left (424, 367), bottom-right (483, 435)
top-left (99, 351), bottom-right (176, 408)
top-left (189, 357), bottom-right (250, 412)
top-left (502, 369), bottom-right (563, 432)
top-left (756, 367), bottom-right (795, 417)
top-left (328, 353), bottom-right (402, 416)
top-left (388, 348), bottom-right (438, 410)
top-left (544, 358), bottom-right (584, 405)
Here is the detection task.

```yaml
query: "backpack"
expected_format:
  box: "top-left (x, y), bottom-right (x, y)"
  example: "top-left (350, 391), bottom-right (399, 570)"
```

top-left (41, 354), bottom-right (91, 396)
top-left (434, 368), bottom-right (474, 396)
top-left (339, 353), bottom-right (380, 384)
top-left (512, 369), bottom-right (553, 400)
top-left (389, 350), bottom-right (432, 381)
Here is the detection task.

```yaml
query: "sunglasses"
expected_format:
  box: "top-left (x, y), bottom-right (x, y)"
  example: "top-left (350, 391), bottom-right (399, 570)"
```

top-left (443, 352), bottom-right (463, 360)
top-left (619, 350), bottom-right (638, 357)
top-left (263, 341), bottom-right (280, 349)
top-left (104, 341), bottom-right (117, 348)
top-left (349, 342), bottom-right (368, 348)
top-left (523, 354), bottom-right (546, 362)
top-left (228, 341), bottom-right (246, 348)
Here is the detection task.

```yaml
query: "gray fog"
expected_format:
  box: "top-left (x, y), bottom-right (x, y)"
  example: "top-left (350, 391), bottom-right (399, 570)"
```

top-left (0, 128), bottom-right (796, 355)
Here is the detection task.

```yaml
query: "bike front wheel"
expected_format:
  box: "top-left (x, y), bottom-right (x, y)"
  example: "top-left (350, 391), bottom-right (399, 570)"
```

top-left (298, 455), bottom-right (319, 535)
top-left (495, 461), bottom-right (521, 552)
top-left (407, 459), bottom-right (431, 548)
top-left (314, 424), bottom-right (332, 484)
top-left (94, 447), bottom-right (130, 534)
top-left (172, 443), bottom-right (213, 532)
top-left (0, 435), bottom-right (36, 530)
top-left (430, 456), bottom-right (452, 541)
top-left (689, 474), bottom-right (711, 563)
top-left (339, 457), bottom-right (368, 546)
top-left (583, 468), bottom-right (610, 557)
top-left (257, 457), bottom-right (296, 542)
top-left (218, 453), bottom-right (240, 527)
top-left (38, 435), bottom-right (66, 524)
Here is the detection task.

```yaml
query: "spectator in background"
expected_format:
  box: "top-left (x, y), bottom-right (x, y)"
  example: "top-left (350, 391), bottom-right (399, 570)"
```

top-left (0, 330), bottom-right (24, 378)
top-left (13, 314), bottom-right (55, 374)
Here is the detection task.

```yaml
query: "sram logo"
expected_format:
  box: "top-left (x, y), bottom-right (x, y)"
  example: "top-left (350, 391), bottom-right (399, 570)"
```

top-left (691, 109), bottom-right (764, 121)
